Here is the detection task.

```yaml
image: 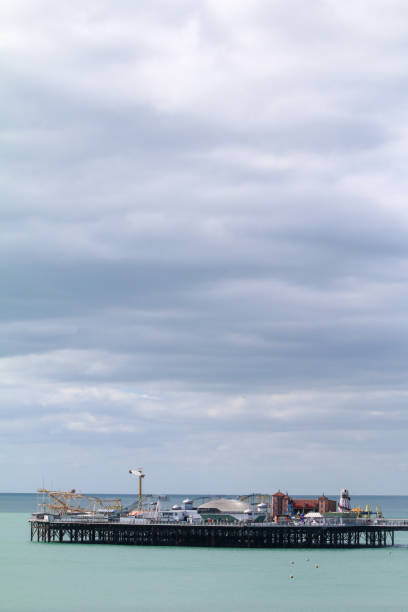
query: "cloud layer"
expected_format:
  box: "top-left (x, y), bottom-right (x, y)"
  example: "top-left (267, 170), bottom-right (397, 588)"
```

top-left (2, 0), bottom-right (408, 493)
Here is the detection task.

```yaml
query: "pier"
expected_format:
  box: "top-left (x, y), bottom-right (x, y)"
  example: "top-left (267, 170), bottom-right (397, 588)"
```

top-left (30, 519), bottom-right (407, 548)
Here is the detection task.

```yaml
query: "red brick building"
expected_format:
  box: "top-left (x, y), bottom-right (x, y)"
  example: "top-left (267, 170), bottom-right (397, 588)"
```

top-left (271, 491), bottom-right (290, 517)
top-left (272, 491), bottom-right (336, 517)
top-left (318, 495), bottom-right (337, 513)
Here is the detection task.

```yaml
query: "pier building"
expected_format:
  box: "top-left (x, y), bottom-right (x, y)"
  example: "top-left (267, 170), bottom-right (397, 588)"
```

top-left (197, 498), bottom-right (264, 523)
top-left (271, 491), bottom-right (336, 518)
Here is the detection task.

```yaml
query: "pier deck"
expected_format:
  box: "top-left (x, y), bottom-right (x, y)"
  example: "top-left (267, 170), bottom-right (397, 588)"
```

top-left (30, 520), bottom-right (406, 548)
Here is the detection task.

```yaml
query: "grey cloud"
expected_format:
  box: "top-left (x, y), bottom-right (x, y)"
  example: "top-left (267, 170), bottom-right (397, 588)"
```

top-left (1, 0), bottom-right (408, 492)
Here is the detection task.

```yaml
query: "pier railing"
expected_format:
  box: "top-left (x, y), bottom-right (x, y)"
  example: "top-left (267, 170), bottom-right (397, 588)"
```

top-left (29, 516), bottom-right (408, 528)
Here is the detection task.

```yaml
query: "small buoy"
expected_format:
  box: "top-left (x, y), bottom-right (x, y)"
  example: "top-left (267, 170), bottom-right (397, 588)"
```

top-left (306, 557), bottom-right (310, 561)
top-left (290, 574), bottom-right (294, 579)
top-left (290, 560), bottom-right (295, 565)
top-left (315, 564), bottom-right (319, 568)
top-left (389, 551), bottom-right (392, 555)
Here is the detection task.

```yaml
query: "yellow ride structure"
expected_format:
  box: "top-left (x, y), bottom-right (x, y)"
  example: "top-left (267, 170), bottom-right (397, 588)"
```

top-left (37, 489), bottom-right (121, 516)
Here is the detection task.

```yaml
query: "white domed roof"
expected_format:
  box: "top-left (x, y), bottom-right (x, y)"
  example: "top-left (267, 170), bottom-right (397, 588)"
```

top-left (198, 498), bottom-right (251, 513)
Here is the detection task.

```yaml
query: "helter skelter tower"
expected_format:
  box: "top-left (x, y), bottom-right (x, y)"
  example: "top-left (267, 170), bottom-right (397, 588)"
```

top-left (338, 488), bottom-right (351, 512)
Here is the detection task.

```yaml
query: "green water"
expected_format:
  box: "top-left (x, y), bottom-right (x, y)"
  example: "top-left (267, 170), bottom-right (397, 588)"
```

top-left (2, 512), bottom-right (408, 611)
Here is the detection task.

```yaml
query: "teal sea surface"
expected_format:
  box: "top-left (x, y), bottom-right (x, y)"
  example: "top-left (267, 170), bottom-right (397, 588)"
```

top-left (2, 494), bottom-right (408, 611)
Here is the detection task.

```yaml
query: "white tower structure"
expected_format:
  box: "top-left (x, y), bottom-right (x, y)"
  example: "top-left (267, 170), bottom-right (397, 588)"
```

top-left (129, 468), bottom-right (145, 510)
top-left (338, 488), bottom-right (351, 512)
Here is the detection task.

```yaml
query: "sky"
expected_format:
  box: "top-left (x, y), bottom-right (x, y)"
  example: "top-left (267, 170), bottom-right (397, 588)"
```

top-left (2, 0), bottom-right (408, 495)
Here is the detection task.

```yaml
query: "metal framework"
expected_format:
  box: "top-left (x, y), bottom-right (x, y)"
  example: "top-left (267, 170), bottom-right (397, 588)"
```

top-left (30, 521), bottom-right (397, 548)
top-left (37, 489), bottom-right (121, 515)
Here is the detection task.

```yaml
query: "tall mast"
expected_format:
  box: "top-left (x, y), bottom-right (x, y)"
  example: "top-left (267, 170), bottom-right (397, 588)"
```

top-left (129, 468), bottom-right (145, 510)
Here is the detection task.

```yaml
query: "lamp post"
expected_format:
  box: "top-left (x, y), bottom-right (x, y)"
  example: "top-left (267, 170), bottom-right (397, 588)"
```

top-left (129, 468), bottom-right (145, 510)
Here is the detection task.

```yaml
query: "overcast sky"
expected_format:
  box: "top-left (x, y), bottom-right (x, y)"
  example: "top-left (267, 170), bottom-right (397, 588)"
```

top-left (2, 0), bottom-right (408, 495)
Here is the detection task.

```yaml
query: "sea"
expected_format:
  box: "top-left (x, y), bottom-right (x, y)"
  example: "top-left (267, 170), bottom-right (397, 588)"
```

top-left (2, 493), bottom-right (408, 612)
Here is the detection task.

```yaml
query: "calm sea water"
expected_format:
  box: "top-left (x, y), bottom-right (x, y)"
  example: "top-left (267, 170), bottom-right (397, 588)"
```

top-left (2, 494), bottom-right (408, 612)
